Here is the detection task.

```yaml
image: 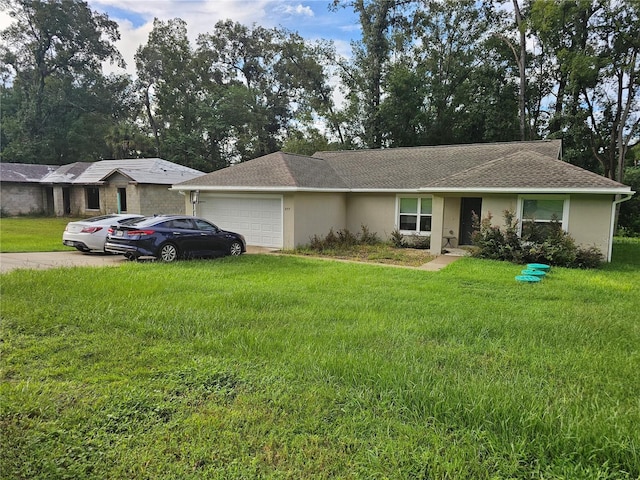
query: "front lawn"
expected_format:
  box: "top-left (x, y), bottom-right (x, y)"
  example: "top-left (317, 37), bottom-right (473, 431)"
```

top-left (1, 244), bottom-right (639, 479)
top-left (0, 217), bottom-right (79, 252)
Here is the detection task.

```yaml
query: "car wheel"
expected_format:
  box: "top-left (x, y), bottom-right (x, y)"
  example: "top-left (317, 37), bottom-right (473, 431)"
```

top-left (159, 243), bottom-right (179, 262)
top-left (229, 241), bottom-right (243, 256)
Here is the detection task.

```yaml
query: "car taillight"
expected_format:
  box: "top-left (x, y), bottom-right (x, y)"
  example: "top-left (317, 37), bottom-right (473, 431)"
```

top-left (81, 226), bottom-right (103, 233)
top-left (127, 229), bottom-right (155, 236)
top-left (108, 227), bottom-right (114, 234)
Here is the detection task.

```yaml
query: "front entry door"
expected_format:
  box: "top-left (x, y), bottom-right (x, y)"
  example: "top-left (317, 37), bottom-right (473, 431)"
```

top-left (459, 197), bottom-right (482, 245)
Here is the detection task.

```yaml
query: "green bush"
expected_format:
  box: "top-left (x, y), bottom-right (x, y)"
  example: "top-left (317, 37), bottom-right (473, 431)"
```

top-left (307, 225), bottom-right (380, 252)
top-left (471, 211), bottom-right (523, 262)
top-left (390, 229), bottom-right (405, 247)
top-left (388, 229), bottom-right (431, 249)
top-left (471, 210), bottom-right (603, 268)
top-left (404, 235), bottom-right (431, 249)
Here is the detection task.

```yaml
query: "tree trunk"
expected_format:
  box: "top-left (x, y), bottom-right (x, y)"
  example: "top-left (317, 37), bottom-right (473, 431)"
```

top-left (513, 0), bottom-right (526, 141)
top-left (143, 85), bottom-right (161, 156)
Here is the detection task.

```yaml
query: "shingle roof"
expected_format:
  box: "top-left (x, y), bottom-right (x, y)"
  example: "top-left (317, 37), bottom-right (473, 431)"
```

top-left (0, 163), bottom-right (58, 183)
top-left (173, 140), bottom-right (631, 193)
top-left (422, 150), bottom-right (626, 190)
top-left (314, 140), bottom-right (564, 189)
top-left (177, 151), bottom-right (347, 189)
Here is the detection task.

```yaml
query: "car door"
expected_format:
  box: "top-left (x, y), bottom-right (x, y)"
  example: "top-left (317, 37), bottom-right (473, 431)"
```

top-left (194, 219), bottom-right (227, 256)
top-left (165, 218), bottom-right (201, 256)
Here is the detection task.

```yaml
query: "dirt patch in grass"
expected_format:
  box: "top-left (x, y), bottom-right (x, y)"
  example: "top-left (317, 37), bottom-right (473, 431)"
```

top-left (287, 244), bottom-right (435, 267)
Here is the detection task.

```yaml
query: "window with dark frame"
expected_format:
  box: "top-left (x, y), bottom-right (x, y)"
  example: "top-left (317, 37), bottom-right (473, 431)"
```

top-left (86, 187), bottom-right (100, 210)
top-left (118, 187), bottom-right (127, 212)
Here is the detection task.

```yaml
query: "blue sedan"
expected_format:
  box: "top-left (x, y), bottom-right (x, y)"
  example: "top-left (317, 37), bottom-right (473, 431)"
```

top-left (104, 215), bottom-right (246, 262)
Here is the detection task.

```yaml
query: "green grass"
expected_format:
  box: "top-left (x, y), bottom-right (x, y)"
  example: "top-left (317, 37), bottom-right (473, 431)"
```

top-left (0, 217), bottom-right (80, 252)
top-left (1, 240), bottom-right (639, 479)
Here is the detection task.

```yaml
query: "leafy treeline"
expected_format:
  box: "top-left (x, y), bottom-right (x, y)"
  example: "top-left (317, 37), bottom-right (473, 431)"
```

top-left (0, 0), bottom-right (638, 182)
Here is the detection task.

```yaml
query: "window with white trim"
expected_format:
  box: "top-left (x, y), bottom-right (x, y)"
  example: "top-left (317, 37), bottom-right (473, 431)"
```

top-left (398, 197), bottom-right (432, 234)
top-left (520, 197), bottom-right (567, 239)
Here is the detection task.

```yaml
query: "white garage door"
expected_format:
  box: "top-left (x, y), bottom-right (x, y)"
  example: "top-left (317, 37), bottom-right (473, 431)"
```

top-left (199, 195), bottom-right (283, 248)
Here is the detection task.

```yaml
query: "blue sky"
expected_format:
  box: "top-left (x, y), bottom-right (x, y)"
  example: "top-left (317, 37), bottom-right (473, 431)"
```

top-left (86, 0), bottom-right (362, 75)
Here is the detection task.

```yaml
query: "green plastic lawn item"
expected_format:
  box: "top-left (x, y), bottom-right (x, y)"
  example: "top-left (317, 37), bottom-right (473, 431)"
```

top-left (521, 269), bottom-right (546, 277)
top-left (515, 275), bottom-right (541, 283)
top-left (527, 263), bottom-right (550, 271)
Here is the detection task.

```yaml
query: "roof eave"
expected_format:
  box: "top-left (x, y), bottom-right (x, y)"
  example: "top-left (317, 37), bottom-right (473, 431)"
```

top-left (170, 185), bottom-right (634, 195)
top-left (418, 187), bottom-right (634, 195)
top-left (170, 185), bottom-right (351, 193)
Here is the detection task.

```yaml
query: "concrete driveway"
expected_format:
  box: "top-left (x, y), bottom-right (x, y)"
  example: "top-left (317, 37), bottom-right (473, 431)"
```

top-left (0, 246), bottom-right (274, 274)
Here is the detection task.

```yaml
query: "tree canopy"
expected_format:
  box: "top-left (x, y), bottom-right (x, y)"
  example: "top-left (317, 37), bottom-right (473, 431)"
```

top-left (1, 0), bottom-right (638, 190)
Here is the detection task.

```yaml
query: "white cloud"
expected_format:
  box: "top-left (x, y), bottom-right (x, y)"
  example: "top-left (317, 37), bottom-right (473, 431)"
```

top-left (339, 23), bottom-right (361, 33)
top-left (2, 0), bottom-right (357, 78)
top-left (91, 0), bottom-right (276, 75)
top-left (282, 4), bottom-right (314, 17)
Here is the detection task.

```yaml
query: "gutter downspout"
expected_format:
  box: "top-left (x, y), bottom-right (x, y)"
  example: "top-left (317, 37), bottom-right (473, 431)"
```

top-left (608, 192), bottom-right (635, 262)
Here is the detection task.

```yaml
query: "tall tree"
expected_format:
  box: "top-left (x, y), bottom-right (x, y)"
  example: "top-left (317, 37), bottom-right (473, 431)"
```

top-left (531, 0), bottom-right (640, 180)
top-left (512, 0), bottom-right (527, 140)
top-left (332, 0), bottom-right (414, 148)
top-left (196, 21), bottom-right (334, 163)
top-left (135, 18), bottom-right (202, 167)
top-left (0, 0), bottom-right (124, 163)
top-left (134, 19), bottom-right (335, 170)
top-left (377, 0), bottom-right (519, 146)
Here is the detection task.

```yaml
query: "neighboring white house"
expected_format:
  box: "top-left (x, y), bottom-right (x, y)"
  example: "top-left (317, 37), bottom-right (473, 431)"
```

top-left (172, 140), bottom-right (634, 262)
top-left (1, 159), bottom-right (203, 217)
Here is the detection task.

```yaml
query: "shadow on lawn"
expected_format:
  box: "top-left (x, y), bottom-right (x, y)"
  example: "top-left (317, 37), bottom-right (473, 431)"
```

top-left (605, 239), bottom-right (640, 271)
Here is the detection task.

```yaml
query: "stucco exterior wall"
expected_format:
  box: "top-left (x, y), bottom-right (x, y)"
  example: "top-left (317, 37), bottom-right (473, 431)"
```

top-left (0, 183), bottom-right (51, 215)
top-left (429, 195), bottom-right (445, 254)
top-left (567, 194), bottom-right (613, 254)
top-left (138, 185), bottom-right (186, 215)
top-left (430, 195), bottom-right (463, 250)
top-left (479, 195), bottom-right (518, 227)
top-left (345, 193), bottom-right (396, 239)
top-left (291, 192), bottom-right (347, 248)
top-left (442, 197), bottom-right (462, 242)
top-left (477, 194), bottom-right (612, 256)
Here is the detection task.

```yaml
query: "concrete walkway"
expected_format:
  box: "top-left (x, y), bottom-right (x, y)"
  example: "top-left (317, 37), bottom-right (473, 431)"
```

top-left (419, 254), bottom-right (463, 271)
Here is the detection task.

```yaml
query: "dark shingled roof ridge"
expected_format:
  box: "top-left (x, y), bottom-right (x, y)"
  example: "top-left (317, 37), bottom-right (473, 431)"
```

top-left (313, 139), bottom-right (562, 160)
top-left (312, 140), bottom-right (563, 189)
top-left (423, 151), bottom-right (627, 189)
top-left (177, 151), bottom-right (348, 189)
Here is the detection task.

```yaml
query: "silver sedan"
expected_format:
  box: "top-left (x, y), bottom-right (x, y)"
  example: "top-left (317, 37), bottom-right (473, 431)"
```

top-left (63, 214), bottom-right (143, 252)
